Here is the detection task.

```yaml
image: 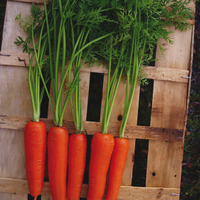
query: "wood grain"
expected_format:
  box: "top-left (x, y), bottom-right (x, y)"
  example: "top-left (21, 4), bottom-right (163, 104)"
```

top-left (155, 27), bottom-right (193, 70)
top-left (0, 1), bottom-right (32, 199)
top-left (0, 193), bottom-right (27, 200)
top-left (0, 177), bottom-right (180, 200)
top-left (1, 2), bottom-right (31, 52)
top-left (0, 52), bottom-right (190, 83)
top-left (146, 25), bottom-right (194, 188)
top-left (0, 0), bottom-right (32, 179)
top-left (0, 115), bottom-right (184, 142)
top-left (144, 66), bottom-right (189, 83)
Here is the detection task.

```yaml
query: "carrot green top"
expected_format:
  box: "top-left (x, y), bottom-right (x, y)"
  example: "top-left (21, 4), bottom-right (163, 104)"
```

top-left (15, 0), bottom-right (193, 127)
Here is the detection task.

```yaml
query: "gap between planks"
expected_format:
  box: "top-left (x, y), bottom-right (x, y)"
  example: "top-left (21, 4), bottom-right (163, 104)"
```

top-left (0, 115), bottom-right (184, 142)
top-left (0, 52), bottom-right (190, 83)
top-left (183, 25), bottom-right (195, 134)
top-left (0, 177), bottom-right (180, 200)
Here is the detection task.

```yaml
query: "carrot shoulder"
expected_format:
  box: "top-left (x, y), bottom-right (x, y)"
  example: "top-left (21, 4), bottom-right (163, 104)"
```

top-left (24, 120), bottom-right (47, 198)
top-left (87, 132), bottom-right (114, 200)
top-left (48, 126), bottom-right (68, 200)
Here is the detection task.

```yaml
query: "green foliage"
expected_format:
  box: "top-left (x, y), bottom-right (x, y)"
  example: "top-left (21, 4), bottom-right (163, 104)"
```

top-left (14, 4), bottom-right (44, 53)
top-left (15, 3), bottom-right (49, 121)
top-left (182, 84), bottom-right (200, 199)
top-left (161, 0), bottom-right (193, 31)
top-left (75, 0), bottom-right (194, 136)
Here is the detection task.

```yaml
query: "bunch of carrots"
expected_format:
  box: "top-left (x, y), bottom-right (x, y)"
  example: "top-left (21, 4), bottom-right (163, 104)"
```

top-left (15, 0), bottom-right (193, 200)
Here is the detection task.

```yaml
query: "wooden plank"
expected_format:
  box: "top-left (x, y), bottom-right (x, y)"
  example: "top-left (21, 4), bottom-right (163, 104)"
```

top-left (79, 70), bottom-right (91, 122)
top-left (0, 193), bottom-right (27, 200)
top-left (0, 115), bottom-right (184, 141)
top-left (0, 1), bottom-right (32, 176)
top-left (155, 27), bottom-right (193, 70)
top-left (144, 66), bottom-right (189, 83)
top-left (146, 25), bottom-right (193, 188)
top-left (0, 177), bottom-right (180, 200)
top-left (146, 140), bottom-right (184, 188)
top-left (0, 52), bottom-right (28, 67)
top-left (146, 83), bottom-right (187, 187)
top-left (0, 1), bottom-right (33, 199)
top-left (1, 2), bottom-right (32, 52)
top-left (42, 195), bottom-right (52, 200)
top-left (9, 0), bottom-right (44, 4)
top-left (0, 52), bottom-right (190, 83)
top-left (150, 81), bottom-right (188, 129)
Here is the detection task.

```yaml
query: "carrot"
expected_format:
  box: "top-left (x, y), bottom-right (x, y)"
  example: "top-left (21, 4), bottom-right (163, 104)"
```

top-left (106, 138), bottom-right (129, 200)
top-left (48, 126), bottom-right (69, 200)
top-left (67, 133), bottom-right (87, 200)
top-left (24, 120), bottom-right (47, 198)
top-left (87, 132), bottom-right (114, 200)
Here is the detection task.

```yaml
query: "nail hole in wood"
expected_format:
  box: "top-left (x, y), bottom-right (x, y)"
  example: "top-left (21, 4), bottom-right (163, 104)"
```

top-left (118, 115), bottom-right (122, 121)
top-left (152, 172), bottom-right (156, 176)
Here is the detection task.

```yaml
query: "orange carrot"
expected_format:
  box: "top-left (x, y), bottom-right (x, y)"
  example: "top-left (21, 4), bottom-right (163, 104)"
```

top-left (48, 126), bottom-right (68, 200)
top-left (24, 120), bottom-right (47, 199)
top-left (106, 138), bottom-right (129, 200)
top-left (67, 133), bottom-right (87, 200)
top-left (87, 132), bottom-right (114, 200)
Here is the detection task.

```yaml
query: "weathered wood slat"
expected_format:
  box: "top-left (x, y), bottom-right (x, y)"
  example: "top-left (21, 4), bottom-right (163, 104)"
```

top-left (155, 27), bottom-right (193, 70)
top-left (9, 0), bottom-right (44, 4)
top-left (1, 2), bottom-right (32, 52)
top-left (146, 26), bottom-right (194, 188)
top-left (144, 66), bottom-right (189, 83)
top-left (42, 195), bottom-right (52, 200)
top-left (0, 52), bottom-right (190, 83)
top-left (0, 193), bottom-right (27, 200)
top-left (0, 177), bottom-right (180, 200)
top-left (0, 0), bottom-right (31, 180)
top-left (0, 115), bottom-right (184, 142)
top-left (146, 140), bottom-right (184, 188)
top-left (0, 1), bottom-right (32, 199)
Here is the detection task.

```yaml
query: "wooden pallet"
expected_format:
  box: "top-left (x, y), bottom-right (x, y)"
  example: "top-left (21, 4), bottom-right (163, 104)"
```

top-left (0, 0), bottom-right (195, 199)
